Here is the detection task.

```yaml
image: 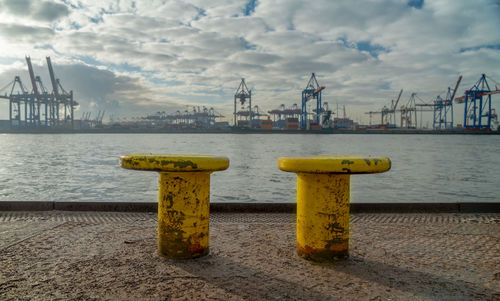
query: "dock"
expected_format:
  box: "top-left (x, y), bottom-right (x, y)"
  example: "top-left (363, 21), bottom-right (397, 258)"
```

top-left (1, 210), bottom-right (498, 300)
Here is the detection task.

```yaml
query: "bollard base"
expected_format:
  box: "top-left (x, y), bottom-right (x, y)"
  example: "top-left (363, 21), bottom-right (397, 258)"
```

top-left (158, 244), bottom-right (209, 259)
top-left (297, 243), bottom-right (349, 263)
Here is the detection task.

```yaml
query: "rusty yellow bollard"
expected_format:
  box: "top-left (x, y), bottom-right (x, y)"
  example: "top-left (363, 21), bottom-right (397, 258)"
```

top-left (120, 154), bottom-right (229, 259)
top-left (278, 155), bottom-right (391, 263)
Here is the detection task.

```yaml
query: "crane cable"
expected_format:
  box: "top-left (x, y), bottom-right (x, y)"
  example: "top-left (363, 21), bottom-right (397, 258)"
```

top-left (485, 75), bottom-right (500, 90)
top-left (0, 80), bottom-right (15, 94)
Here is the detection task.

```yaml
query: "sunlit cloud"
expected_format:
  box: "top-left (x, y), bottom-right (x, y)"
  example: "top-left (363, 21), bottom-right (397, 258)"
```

top-left (0, 0), bottom-right (498, 123)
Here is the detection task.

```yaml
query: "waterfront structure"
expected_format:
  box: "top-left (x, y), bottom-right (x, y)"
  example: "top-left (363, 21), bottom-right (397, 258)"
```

top-left (455, 74), bottom-right (500, 130)
top-left (300, 73), bottom-right (324, 129)
top-left (0, 56), bottom-right (76, 129)
top-left (432, 76), bottom-right (462, 130)
top-left (120, 154), bottom-right (229, 259)
top-left (278, 155), bottom-right (391, 262)
top-left (234, 78), bottom-right (252, 127)
top-left (365, 89), bottom-right (402, 128)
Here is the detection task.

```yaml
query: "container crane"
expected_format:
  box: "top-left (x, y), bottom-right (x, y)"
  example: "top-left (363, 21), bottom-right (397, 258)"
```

top-left (411, 93), bottom-right (436, 129)
top-left (321, 102), bottom-right (333, 128)
top-left (389, 89), bottom-right (403, 126)
top-left (268, 104), bottom-right (285, 125)
top-left (2, 56), bottom-right (78, 129)
top-left (400, 93), bottom-right (418, 128)
top-left (35, 75), bottom-right (52, 126)
top-left (46, 57), bottom-right (59, 98)
top-left (364, 89), bottom-right (402, 127)
top-left (46, 56), bottom-right (77, 128)
top-left (0, 76), bottom-right (28, 127)
top-left (26, 56), bottom-right (42, 126)
top-left (96, 110), bottom-right (105, 126)
top-left (454, 74), bottom-right (500, 129)
top-left (300, 73), bottom-right (325, 129)
top-left (234, 78), bottom-right (252, 127)
top-left (433, 75), bottom-right (462, 129)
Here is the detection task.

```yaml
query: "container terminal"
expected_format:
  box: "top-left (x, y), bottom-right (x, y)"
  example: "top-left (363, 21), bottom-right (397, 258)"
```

top-left (0, 57), bottom-right (499, 133)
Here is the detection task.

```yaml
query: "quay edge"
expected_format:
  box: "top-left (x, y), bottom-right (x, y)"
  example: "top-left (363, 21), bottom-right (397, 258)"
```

top-left (0, 202), bottom-right (498, 213)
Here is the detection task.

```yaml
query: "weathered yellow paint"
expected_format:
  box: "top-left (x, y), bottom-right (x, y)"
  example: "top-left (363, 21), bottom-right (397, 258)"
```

top-left (278, 155), bottom-right (391, 174)
top-left (158, 172), bottom-right (210, 259)
top-left (120, 154), bottom-right (229, 259)
top-left (296, 173), bottom-right (350, 262)
top-left (120, 154), bottom-right (230, 172)
top-left (278, 155), bottom-right (391, 263)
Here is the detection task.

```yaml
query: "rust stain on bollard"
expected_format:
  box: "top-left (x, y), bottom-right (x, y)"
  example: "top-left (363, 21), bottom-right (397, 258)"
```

top-left (120, 154), bottom-right (229, 259)
top-left (278, 155), bottom-right (391, 263)
top-left (157, 172), bottom-right (210, 258)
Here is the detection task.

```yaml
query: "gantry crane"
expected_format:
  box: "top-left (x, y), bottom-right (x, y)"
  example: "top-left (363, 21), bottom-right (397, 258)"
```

top-left (321, 102), bottom-right (333, 128)
top-left (46, 56), bottom-right (60, 125)
top-left (454, 74), bottom-right (500, 129)
top-left (268, 103), bottom-right (301, 129)
top-left (0, 56), bottom-right (77, 129)
top-left (433, 75), bottom-right (462, 129)
top-left (365, 89), bottom-right (403, 127)
top-left (400, 93), bottom-right (418, 128)
top-left (141, 107), bottom-right (223, 128)
top-left (300, 73), bottom-right (325, 129)
top-left (388, 89), bottom-right (403, 126)
top-left (0, 76), bottom-right (27, 127)
top-left (25, 56), bottom-right (42, 127)
top-left (46, 56), bottom-right (77, 128)
top-left (234, 78), bottom-right (252, 127)
top-left (410, 93), bottom-right (436, 129)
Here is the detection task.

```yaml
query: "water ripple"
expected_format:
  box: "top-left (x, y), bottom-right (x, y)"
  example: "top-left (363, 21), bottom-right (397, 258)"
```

top-left (0, 133), bottom-right (499, 204)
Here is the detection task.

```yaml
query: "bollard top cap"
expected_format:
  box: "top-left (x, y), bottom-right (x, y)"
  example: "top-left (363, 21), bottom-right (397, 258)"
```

top-left (120, 154), bottom-right (229, 172)
top-left (278, 155), bottom-right (391, 174)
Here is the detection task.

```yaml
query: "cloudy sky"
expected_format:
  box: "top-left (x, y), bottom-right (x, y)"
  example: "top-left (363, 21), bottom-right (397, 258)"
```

top-left (0, 0), bottom-right (499, 125)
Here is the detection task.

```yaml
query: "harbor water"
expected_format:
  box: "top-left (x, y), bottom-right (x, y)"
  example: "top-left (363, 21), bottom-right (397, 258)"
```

top-left (0, 133), bottom-right (499, 204)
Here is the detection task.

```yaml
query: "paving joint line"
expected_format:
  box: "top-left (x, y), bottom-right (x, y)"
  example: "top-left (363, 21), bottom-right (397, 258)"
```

top-left (0, 221), bottom-right (68, 251)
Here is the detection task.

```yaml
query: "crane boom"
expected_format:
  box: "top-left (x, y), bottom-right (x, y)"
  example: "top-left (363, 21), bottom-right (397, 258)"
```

top-left (25, 56), bottom-right (41, 101)
top-left (46, 56), bottom-right (59, 98)
top-left (393, 89), bottom-right (403, 110)
top-left (305, 86), bottom-right (325, 100)
top-left (449, 75), bottom-right (462, 102)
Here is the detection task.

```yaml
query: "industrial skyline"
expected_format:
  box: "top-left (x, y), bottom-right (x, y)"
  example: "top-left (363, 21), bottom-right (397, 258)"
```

top-left (0, 0), bottom-right (499, 124)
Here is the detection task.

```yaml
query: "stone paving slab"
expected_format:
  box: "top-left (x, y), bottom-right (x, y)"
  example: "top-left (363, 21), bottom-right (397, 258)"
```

top-left (0, 211), bottom-right (499, 300)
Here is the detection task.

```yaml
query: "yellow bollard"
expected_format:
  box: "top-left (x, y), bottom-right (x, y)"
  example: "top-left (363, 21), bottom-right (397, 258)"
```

top-left (278, 155), bottom-right (391, 263)
top-left (120, 154), bottom-right (229, 259)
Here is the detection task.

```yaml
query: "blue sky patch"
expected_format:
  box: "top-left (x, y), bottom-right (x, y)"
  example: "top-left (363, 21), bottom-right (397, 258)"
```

top-left (379, 83), bottom-right (391, 90)
top-left (60, 0), bottom-right (80, 9)
top-left (244, 0), bottom-right (257, 16)
top-left (339, 38), bottom-right (389, 58)
top-left (357, 41), bottom-right (389, 58)
top-left (112, 63), bottom-right (142, 73)
top-left (460, 44), bottom-right (500, 53)
top-left (194, 8), bottom-right (206, 21)
top-left (240, 37), bottom-right (257, 50)
top-left (408, 0), bottom-right (424, 9)
top-left (90, 17), bottom-right (103, 24)
top-left (70, 22), bottom-right (81, 30)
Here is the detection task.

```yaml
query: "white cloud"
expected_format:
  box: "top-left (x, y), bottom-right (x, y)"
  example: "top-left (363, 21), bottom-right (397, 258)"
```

top-left (0, 0), bottom-right (499, 125)
top-left (0, 0), bottom-right (69, 24)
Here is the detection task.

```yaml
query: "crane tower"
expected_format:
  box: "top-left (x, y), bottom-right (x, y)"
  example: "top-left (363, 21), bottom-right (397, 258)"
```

top-left (234, 78), bottom-right (252, 127)
top-left (454, 74), bottom-right (500, 129)
top-left (300, 73), bottom-right (325, 129)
